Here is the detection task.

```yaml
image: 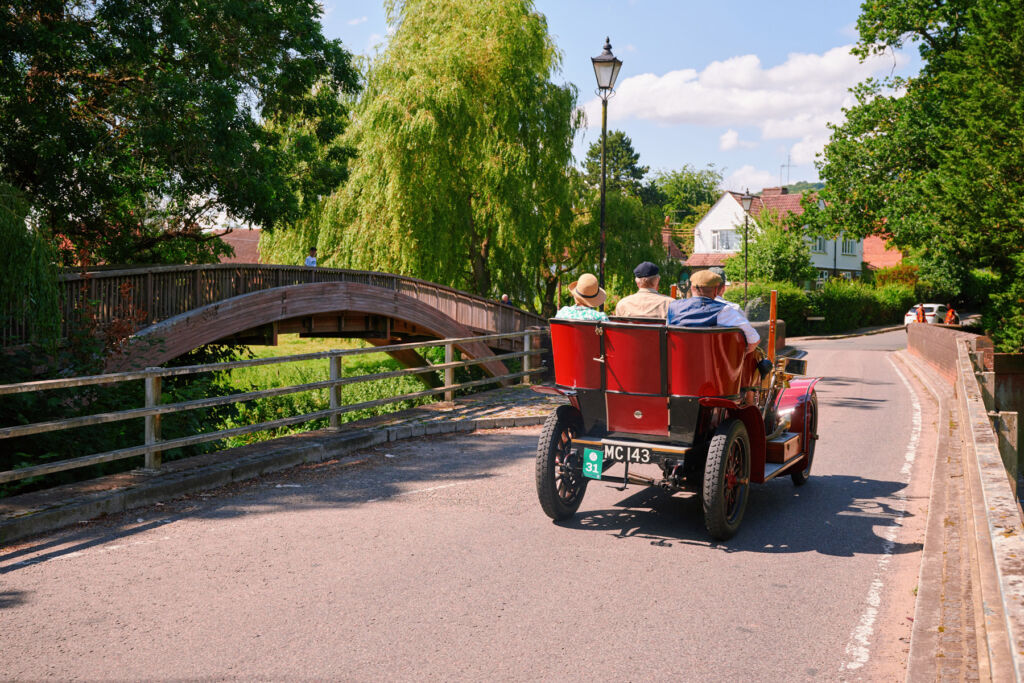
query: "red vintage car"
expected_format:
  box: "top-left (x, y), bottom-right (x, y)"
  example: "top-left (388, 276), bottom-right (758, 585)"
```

top-left (532, 302), bottom-right (819, 540)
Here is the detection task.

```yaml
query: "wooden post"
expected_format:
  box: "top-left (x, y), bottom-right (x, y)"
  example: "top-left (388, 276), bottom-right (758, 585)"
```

top-left (767, 289), bottom-right (778, 361)
top-left (522, 330), bottom-right (532, 385)
top-left (144, 369), bottom-right (162, 470)
top-left (145, 271), bottom-right (154, 323)
top-left (329, 355), bottom-right (343, 430)
top-left (444, 343), bottom-right (454, 402)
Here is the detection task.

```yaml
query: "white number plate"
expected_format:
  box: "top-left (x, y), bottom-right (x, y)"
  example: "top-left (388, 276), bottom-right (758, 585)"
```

top-left (603, 444), bottom-right (652, 464)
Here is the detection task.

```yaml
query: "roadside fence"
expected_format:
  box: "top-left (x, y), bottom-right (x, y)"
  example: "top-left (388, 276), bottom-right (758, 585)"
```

top-left (0, 330), bottom-right (548, 486)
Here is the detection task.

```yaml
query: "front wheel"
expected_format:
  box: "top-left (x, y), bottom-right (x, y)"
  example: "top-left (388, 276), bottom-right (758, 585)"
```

top-left (791, 392), bottom-right (819, 486)
top-left (536, 405), bottom-right (588, 521)
top-left (703, 418), bottom-right (751, 540)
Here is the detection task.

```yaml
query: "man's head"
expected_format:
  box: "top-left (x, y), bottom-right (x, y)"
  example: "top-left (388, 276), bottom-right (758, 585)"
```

top-left (689, 269), bottom-right (724, 298)
top-left (633, 261), bottom-right (660, 290)
top-left (501, 294), bottom-right (509, 303)
top-left (309, 247), bottom-right (317, 255)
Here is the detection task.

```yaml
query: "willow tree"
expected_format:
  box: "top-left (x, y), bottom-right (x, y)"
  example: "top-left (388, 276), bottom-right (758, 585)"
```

top-left (321, 0), bottom-right (580, 305)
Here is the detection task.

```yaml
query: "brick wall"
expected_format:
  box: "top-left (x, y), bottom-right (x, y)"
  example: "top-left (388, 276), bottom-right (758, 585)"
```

top-left (907, 323), bottom-right (987, 382)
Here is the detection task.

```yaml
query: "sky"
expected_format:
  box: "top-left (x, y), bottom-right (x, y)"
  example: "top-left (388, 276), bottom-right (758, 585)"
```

top-left (320, 0), bottom-right (918, 193)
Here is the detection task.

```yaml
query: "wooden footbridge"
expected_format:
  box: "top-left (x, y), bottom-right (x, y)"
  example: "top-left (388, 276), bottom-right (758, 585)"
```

top-left (3, 264), bottom-right (547, 375)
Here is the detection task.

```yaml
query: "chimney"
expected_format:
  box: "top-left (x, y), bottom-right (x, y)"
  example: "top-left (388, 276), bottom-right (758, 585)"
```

top-left (762, 187), bottom-right (787, 196)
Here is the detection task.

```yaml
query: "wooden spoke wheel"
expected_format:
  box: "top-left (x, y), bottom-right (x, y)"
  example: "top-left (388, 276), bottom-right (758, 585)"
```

top-left (702, 418), bottom-right (751, 540)
top-left (535, 405), bottom-right (588, 521)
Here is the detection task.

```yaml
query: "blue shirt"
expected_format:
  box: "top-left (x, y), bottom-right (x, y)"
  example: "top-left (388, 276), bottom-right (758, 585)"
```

top-left (666, 297), bottom-right (760, 344)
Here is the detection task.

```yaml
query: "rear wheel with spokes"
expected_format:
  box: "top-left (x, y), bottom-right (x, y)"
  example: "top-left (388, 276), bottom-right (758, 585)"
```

top-left (702, 418), bottom-right (751, 540)
top-left (536, 406), bottom-right (588, 521)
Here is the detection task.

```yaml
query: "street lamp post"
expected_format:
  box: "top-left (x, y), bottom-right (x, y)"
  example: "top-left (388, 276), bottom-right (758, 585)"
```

top-left (740, 189), bottom-right (754, 307)
top-left (591, 37), bottom-right (622, 295)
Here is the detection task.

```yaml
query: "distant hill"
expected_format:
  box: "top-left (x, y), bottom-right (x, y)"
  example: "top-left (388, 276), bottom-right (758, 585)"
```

top-left (784, 181), bottom-right (825, 194)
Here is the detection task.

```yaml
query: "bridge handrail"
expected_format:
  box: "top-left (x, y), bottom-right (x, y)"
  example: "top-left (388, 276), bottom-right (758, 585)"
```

top-left (0, 329), bottom-right (550, 485)
top-left (3, 264), bottom-right (546, 346)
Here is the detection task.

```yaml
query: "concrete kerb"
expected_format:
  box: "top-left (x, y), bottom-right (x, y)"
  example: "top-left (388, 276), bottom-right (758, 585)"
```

top-left (0, 414), bottom-right (548, 547)
top-left (898, 349), bottom-right (987, 680)
top-left (790, 324), bottom-right (904, 342)
top-left (956, 338), bottom-right (1024, 680)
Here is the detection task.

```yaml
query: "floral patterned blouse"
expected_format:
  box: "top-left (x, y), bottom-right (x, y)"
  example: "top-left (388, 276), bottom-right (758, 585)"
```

top-left (555, 305), bottom-right (609, 321)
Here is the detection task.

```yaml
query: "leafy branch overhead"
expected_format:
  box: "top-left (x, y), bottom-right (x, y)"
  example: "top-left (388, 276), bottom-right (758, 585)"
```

top-left (0, 0), bottom-right (360, 265)
top-left (809, 0), bottom-right (1024, 351)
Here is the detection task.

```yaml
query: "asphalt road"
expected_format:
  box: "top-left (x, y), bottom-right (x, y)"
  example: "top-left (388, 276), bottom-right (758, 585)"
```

top-left (0, 330), bottom-right (932, 681)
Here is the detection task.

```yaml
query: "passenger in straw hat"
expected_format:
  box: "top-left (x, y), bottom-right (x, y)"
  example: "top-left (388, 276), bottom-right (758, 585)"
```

top-left (555, 273), bottom-right (609, 321)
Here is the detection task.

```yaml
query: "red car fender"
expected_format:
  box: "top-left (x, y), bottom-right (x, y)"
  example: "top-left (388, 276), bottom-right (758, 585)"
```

top-left (698, 397), bottom-right (767, 482)
top-left (776, 377), bottom-right (820, 458)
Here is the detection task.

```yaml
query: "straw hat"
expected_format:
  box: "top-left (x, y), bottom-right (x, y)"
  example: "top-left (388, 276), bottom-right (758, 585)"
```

top-left (569, 273), bottom-right (607, 308)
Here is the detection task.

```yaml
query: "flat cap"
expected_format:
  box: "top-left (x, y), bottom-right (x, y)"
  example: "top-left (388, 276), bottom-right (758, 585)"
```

top-left (633, 261), bottom-right (660, 278)
top-left (690, 269), bottom-right (723, 288)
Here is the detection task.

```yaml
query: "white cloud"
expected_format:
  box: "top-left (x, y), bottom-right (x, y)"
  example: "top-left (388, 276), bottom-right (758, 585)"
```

top-left (347, 15), bottom-right (368, 25)
top-left (721, 165), bottom-right (779, 193)
top-left (719, 129), bottom-right (756, 151)
top-left (582, 44), bottom-right (907, 145)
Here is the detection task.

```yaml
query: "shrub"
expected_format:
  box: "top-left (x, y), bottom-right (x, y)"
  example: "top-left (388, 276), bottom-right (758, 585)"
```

top-left (872, 283), bottom-right (917, 321)
top-left (723, 281), bottom-right (810, 335)
top-left (809, 280), bottom-right (884, 333)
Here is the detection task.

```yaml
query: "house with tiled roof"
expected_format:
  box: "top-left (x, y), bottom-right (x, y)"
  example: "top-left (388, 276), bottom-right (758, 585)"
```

top-left (685, 187), bottom-right (863, 281)
top-left (862, 235), bottom-right (903, 270)
top-left (213, 228), bottom-right (262, 264)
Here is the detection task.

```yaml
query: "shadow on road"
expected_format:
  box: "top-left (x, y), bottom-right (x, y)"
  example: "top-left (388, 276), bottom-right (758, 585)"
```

top-left (563, 473), bottom-right (922, 557)
top-left (0, 590), bottom-right (28, 609)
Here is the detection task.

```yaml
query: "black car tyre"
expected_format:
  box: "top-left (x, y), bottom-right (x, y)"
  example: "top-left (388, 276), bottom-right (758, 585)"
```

top-left (536, 405), bottom-right (588, 521)
top-left (791, 392), bottom-right (818, 486)
top-left (703, 418), bottom-right (751, 540)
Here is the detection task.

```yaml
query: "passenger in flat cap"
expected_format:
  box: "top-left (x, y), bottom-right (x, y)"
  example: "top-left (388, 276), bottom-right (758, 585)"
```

top-left (666, 270), bottom-right (760, 353)
top-left (614, 261), bottom-right (674, 319)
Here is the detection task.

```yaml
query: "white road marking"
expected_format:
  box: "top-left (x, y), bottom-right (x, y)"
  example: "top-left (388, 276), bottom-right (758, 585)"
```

top-left (840, 355), bottom-right (921, 671)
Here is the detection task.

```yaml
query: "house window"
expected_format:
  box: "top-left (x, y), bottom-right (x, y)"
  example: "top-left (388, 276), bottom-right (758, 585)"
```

top-left (810, 236), bottom-right (827, 253)
top-left (818, 269), bottom-right (831, 281)
top-left (711, 229), bottom-right (738, 251)
top-left (841, 238), bottom-right (857, 256)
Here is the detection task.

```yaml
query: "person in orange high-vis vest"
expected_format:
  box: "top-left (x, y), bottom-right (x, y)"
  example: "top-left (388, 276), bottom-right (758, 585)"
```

top-left (945, 307), bottom-right (958, 325)
top-left (915, 304), bottom-right (926, 323)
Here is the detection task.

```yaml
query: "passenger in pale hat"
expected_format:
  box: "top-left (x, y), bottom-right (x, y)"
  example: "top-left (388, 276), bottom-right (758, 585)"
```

top-left (614, 261), bottom-right (674, 318)
top-left (666, 269), bottom-right (759, 352)
top-left (555, 273), bottom-right (609, 321)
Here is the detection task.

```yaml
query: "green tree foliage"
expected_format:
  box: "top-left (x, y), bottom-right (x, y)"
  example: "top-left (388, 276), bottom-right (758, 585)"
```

top-left (583, 130), bottom-right (648, 197)
top-left (653, 164), bottom-right (723, 224)
top-left (808, 0), bottom-right (1024, 350)
top-left (0, 183), bottom-right (59, 346)
top-left (723, 209), bottom-right (816, 286)
top-left (257, 82), bottom-right (360, 265)
top-left (321, 0), bottom-right (581, 308)
top-left (0, 1), bottom-right (359, 266)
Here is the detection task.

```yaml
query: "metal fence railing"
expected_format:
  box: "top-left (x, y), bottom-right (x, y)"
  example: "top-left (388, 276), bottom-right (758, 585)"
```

top-left (0, 329), bottom-right (548, 485)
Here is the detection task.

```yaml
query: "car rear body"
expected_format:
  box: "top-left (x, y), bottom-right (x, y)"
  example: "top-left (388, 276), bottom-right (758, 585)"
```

top-left (904, 303), bottom-right (949, 328)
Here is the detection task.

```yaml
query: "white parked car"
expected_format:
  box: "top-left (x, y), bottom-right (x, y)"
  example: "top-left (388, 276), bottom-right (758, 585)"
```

top-left (904, 303), bottom-right (955, 330)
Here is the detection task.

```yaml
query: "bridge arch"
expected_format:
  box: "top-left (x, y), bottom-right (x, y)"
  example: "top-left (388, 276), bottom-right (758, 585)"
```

top-left (108, 281), bottom-right (514, 377)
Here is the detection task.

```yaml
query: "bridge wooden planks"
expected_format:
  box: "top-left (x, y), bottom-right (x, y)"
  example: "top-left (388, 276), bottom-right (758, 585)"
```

top-left (3, 264), bottom-right (545, 349)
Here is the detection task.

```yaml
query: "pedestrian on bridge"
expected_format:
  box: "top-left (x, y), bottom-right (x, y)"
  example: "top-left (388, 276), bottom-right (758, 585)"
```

top-left (305, 247), bottom-right (317, 267)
